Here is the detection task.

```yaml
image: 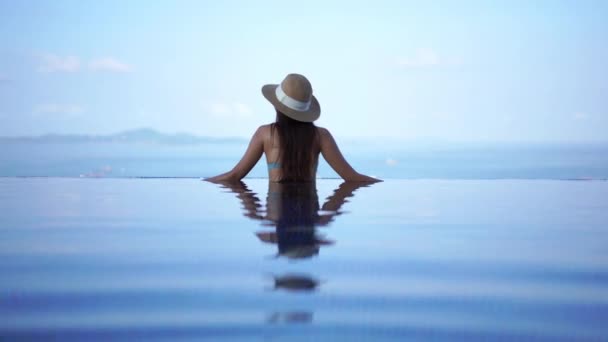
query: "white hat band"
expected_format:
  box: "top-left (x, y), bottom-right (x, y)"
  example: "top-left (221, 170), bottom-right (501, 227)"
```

top-left (275, 84), bottom-right (311, 112)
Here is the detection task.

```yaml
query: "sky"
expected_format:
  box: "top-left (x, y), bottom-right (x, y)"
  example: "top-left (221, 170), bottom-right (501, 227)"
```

top-left (0, 0), bottom-right (607, 142)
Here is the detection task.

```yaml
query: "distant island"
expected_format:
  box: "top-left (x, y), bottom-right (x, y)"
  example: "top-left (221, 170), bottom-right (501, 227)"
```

top-left (2, 128), bottom-right (607, 148)
top-left (0, 128), bottom-right (248, 144)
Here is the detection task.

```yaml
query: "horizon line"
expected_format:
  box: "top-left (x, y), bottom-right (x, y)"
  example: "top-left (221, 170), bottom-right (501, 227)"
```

top-left (1, 127), bottom-right (607, 145)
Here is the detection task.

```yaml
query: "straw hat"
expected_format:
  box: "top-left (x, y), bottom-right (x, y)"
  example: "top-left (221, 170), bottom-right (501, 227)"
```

top-left (261, 73), bottom-right (321, 122)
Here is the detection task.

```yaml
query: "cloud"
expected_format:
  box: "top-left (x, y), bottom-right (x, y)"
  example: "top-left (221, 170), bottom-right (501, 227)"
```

top-left (210, 103), bottom-right (229, 116)
top-left (33, 104), bottom-right (84, 116)
top-left (573, 112), bottom-right (589, 120)
top-left (37, 54), bottom-right (132, 73)
top-left (209, 102), bottom-right (253, 118)
top-left (385, 158), bottom-right (398, 166)
top-left (38, 54), bottom-right (81, 73)
top-left (396, 48), bottom-right (460, 68)
top-left (89, 57), bottom-right (132, 73)
top-left (234, 103), bottom-right (253, 116)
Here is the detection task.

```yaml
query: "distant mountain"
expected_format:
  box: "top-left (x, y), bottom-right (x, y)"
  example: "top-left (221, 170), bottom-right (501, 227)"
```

top-left (0, 128), bottom-right (247, 144)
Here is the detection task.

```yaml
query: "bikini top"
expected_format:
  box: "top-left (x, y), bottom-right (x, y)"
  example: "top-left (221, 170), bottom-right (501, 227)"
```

top-left (268, 161), bottom-right (281, 170)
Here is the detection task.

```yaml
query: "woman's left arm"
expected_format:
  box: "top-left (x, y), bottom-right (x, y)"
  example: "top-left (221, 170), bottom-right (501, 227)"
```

top-left (205, 127), bottom-right (264, 182)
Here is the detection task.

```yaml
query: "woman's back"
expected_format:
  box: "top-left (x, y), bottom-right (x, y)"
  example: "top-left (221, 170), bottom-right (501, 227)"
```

top-left (263, 110), bottom-right (321, 182)
top-left (261, 123), bottom-right (320, 182)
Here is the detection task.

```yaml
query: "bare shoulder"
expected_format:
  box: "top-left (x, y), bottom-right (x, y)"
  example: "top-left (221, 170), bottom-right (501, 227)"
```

top-left (255, 124), bottom-right (276, 146)
top-left (257, 124), bottom-right (272, 133)
top-left (316, 126), bottom-right (331, 139)
top-left (254, 124), bottom-right (272, 138)
top-left (316, 126), bottom-right (329, 134)
top-left (316, 127), bottom-right (336, 146)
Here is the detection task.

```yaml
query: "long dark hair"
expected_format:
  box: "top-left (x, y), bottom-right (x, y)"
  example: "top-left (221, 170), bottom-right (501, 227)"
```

top-left (275, 182), bottom-right (321, 258)
top-left (271, 110), bottom-right (319, 182)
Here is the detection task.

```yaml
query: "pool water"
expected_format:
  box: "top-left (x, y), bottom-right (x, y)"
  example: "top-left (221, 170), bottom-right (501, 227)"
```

top-left (1, 178), bottom-right (607, 340)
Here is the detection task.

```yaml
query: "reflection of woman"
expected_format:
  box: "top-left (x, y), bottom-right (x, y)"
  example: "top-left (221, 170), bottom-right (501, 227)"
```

top-left (219, 181), bottom-right (372, 259)
top-left (205, 73), bottom-right (380, 183)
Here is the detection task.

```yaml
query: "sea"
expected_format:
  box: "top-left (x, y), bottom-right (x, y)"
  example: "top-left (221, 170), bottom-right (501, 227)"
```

top-left (0, 140), bottom-right (607, 179)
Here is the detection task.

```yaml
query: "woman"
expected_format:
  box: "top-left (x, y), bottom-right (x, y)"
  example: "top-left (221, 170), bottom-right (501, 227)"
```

top-left (206, 73), bottom-right (379, 182)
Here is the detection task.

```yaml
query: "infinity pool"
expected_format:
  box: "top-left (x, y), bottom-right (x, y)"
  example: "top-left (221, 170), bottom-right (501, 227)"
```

top-left (1, 178), bottom-right (607, 340)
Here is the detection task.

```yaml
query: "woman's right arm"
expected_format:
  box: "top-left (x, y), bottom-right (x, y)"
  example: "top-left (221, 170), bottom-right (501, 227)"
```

top-left (318, 127), bottom-right (381, 182)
